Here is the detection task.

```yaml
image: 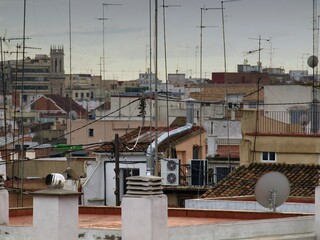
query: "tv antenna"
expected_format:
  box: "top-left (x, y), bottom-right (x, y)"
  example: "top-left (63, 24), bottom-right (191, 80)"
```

top-left (255, 171), bottom-right (290, 212)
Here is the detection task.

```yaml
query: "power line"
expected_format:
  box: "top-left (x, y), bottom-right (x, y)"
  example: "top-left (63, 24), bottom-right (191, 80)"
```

top-left (6, 98), bottom-right (140, 154)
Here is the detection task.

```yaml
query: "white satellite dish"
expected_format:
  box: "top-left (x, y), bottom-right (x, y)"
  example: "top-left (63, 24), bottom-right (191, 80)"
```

top-left (298, 113), bottom-right (310, 125)
top-left (254, 171), bottom-right (290, 212)
top-left (69, 110), bottom-right (78, 120)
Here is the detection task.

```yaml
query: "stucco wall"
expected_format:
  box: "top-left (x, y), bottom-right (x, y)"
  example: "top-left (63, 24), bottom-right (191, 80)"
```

top-left (240, 109), bottom-right (320, 165)
top-left (240, 134), bottom-right (320, 165)
top-left (175, 132), bottom-right (206, 163)
top-left (0, 216), bottom-right (315, 240)
top-left (7, 159), bottom-right (86, 179)
top-left (185, 199), bottom-right (315, 213)
top-left (264, 85), bottom-right (312, 113)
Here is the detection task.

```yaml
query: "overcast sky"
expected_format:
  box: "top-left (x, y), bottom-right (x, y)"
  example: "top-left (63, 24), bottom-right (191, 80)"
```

top-left (0, 0), bottom-right (317, 80)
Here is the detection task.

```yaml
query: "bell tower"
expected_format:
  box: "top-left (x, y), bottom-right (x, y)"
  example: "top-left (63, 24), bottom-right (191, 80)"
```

top-left (50, 46), bottom-right (65, 95)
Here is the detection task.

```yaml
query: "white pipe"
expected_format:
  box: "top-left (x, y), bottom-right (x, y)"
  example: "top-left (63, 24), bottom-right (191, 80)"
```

top-left (82, 159), bottom-right (101, 187)
top-left (146, 123), bottom-right (193, 175)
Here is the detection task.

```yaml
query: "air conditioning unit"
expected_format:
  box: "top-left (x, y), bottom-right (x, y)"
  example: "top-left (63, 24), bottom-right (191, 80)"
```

top-left (161, 158), bottom-right (180, 186)
top-left (189, 159), bottom-right (208, 186)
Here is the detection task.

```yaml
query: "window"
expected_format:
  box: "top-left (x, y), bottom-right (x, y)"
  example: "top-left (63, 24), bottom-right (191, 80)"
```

top-left (261, 152), bottom-right (276, 162)
top-left (88, 128), bottom-right (94, 137)
top-left (192, 145), bottom-right (200, 159)
top-left (215, 167), bottom-right (231, 183)
top-left (248, 102), bottom-right (257, 109)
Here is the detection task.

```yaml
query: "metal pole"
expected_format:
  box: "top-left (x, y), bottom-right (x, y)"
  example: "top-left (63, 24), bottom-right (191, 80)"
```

top-left (20, 0), bottom-right (27, 207)
top-left (114, 134), bottom-right (120, 206)
top-left (153, 0), bottom-right (158, 176)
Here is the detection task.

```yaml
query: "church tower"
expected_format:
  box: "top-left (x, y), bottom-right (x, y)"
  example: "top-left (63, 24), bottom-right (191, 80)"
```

top-left (50, 46), bottom-right (65, 95)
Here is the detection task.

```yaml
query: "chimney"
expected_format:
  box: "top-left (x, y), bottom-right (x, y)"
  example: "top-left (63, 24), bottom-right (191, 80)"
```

top-left (31, 173), bottom-right (82, 240)
top-left (0, 174), bottom-right (9, 225)
top-left (122, 176), bottom-right (167, 240)
top-left (184, 98), bottom-right (196, 125)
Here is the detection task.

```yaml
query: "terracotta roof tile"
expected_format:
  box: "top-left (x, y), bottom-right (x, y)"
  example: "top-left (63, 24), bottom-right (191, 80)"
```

top-left (215, 145), bottom-right (239, 158)
top-left (94, 125), bottom-right (205, 153)
top-left (189, 84), bottom-right (264, 102)
top-left (43, 94), bottom-right (87, 116)
top-left (201, 163), bottom-right (320, 199)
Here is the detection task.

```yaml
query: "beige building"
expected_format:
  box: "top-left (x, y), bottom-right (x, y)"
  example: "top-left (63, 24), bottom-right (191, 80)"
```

top-left (66, 119), bottom-right (149, 145)
top-left (240, 85), bottom-right (320, 166)
top-left (240, 109), bottom-right (320, 165)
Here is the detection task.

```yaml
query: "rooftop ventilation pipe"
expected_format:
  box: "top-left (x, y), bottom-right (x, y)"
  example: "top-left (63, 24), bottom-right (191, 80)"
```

top-left (146, 98), bottom-right (196, 175)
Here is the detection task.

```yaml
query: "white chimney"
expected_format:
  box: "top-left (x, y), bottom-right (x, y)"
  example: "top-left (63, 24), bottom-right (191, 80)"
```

top-left (32, 174), bottom-right (81, 240)
top-left (122, 176), bottom-right (168, 240)
top-left (0, 174), bottom-right (9, 225)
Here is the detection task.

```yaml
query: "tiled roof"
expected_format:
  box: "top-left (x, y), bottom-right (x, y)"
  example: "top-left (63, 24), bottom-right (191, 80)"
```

top-left (201, 163), bottom-right (320, 199)
top-left (215, 145), bottom-right (240, 158)
top-left (94, 101), bottom-right (111, 111)
top-left (170, 117), bottom-right (187, 127)
top-left (44, 94), bottom-right (87, 116)
top-left (189, 84), bottom-right (264, 102)
top-left (94, 125), bottom-right (205, 153)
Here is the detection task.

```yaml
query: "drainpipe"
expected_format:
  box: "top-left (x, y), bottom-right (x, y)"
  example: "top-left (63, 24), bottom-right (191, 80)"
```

top-left (146, 98), bottom-right (195, 175)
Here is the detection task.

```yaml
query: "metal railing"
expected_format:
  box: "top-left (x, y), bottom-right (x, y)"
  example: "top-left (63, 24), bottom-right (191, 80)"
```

top-left (257, 110), bottom-right (320, 135)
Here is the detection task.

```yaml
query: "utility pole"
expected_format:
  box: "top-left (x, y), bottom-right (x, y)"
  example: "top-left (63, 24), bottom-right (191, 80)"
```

top-left (153, 0), bottom-right (159, 176)
top-left (0, 37), bottom-right (26, 166)
top-left (161, 1), bottom-right (181, 144)
top-left (19, 0), bottom-right (27, 208)
top-left (248, 35), bottom-right (270, 163)
top-left (114, 133), bottom-right (120, 206)
top-left (199, 7), bottom-right (219, 83)
top-left (98, 2), bottom-right (122, 81)
top-left (199, 7), bottom-right (219, 160)
top-left (221, 0), bottom-right (243, 171)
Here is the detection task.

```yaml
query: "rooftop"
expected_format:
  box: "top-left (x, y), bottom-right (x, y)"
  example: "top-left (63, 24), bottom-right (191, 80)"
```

top-left (8, 205), bottom-right (310, 228)
top-left (94, 124), bottom-right (205, 153)
top-left (201, 163), bottom-right (320, 200)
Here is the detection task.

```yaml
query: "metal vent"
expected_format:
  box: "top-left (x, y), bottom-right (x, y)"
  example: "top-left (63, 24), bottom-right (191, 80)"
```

top-left (167, 160), bottom-right (177, 171)
top-left (125, 176), bottom-right (163, 196)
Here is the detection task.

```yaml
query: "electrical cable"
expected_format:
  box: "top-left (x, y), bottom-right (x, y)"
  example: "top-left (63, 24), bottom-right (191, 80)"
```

top-left (125, 126), bottom-right (142, 151)
top-left (17, 98), bottom-right (140, 151)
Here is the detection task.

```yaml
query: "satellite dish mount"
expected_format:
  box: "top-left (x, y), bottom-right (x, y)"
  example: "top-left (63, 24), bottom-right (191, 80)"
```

top-left (255, 171), bottom-right (290, 212)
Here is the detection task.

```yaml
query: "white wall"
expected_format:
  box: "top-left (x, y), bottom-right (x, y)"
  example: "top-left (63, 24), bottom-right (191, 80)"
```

top-left (1, 216), bottom-right (315, 240)
top-left (105, 156), bottom-right (147, 206)
top-left (82, 159), bottom-right (105, 206)
top-left (0, 160), bottom-right (6, 180)
top-left (203, 120), bottom-right (242, 157)
top-left (186, 199), bottom-right (315, 213)
top-left (264, 85), bottom-right (312, 113)
top-left (82, 154), bottom-right (147, 206)
top-left (167, 216), bottom-right (315, 240)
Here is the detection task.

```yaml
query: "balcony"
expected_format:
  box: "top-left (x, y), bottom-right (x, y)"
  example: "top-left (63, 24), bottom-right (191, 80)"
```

top-left (242, 110), bottom-right (320, 135)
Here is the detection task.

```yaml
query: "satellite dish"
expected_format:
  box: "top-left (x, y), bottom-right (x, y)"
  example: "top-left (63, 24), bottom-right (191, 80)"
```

top-left (307, 55), bottom-right (318, 68)
top-left (254, 171), bottom-right (290, 212)
top-left (298, 113), bottom-right (310, 125)
top-left (69, 110), bottom-right (78, 120)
